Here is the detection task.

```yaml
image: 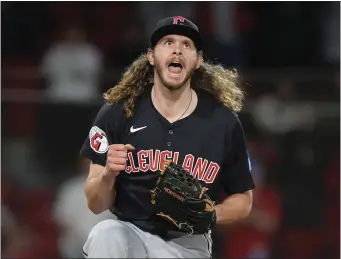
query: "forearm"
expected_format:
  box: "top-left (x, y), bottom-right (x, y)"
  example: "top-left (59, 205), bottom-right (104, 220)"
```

top-left (85, 169), bottom-right (116, 214)
top-left (215, 190), bottom-right (253, 225)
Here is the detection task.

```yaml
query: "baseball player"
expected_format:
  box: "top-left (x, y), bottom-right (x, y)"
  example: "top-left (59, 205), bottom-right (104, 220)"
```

top-left (80, 16), bottom-right (255, 258)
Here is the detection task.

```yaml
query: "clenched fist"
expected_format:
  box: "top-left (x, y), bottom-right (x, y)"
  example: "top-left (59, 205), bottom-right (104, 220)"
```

top-left (104, 144), bottom-right (135, 176)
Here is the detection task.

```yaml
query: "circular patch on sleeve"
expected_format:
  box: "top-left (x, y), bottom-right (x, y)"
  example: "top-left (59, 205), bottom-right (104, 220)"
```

top-left (89, 126), bottom-right (109, 154)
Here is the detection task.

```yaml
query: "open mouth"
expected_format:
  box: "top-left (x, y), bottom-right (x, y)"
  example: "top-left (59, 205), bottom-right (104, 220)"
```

top-left (168, 62), bottom-right (183, 74)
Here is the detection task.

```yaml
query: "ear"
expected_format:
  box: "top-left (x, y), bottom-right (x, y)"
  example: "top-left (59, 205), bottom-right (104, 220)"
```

top-left (147, 48), bottom-right (155, 66)
top-left (195, 54), bottom-right (203, 69)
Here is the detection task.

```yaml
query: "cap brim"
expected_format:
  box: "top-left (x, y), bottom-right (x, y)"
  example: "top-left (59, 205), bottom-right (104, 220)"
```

top-left (150, 24), bottom-right (203, 51)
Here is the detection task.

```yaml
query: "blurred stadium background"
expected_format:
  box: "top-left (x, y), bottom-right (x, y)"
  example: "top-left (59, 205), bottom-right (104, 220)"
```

top-left (1, 2), bottom-right (340, 259)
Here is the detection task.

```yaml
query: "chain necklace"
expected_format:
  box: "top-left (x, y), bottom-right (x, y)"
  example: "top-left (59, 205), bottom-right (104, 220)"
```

top-left (176, 89), bottom-right (193, 122)
top-left (152, 87), bottom-right (193, 123)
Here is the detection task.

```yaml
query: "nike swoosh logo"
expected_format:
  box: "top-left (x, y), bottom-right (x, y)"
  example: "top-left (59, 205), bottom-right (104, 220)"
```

top-left (130, 126), bottom-right (147, 133)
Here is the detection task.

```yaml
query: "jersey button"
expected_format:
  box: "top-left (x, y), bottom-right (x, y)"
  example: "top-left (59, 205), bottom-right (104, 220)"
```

top-left (167, 141), bottom-right (172, 147)
top-left (169, 130), bottom-right (173, 134)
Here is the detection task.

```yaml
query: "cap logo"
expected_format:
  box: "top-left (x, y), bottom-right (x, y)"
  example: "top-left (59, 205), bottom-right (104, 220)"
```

top-left (173, 16), bottom-right (185, 25)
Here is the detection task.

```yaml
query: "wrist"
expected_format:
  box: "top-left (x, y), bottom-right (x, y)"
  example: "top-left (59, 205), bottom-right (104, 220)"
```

top-left (101, 167), bottom-right (118, 184)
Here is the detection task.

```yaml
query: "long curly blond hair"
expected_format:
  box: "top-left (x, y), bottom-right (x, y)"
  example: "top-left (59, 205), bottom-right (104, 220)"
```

top-left (104, 54), bottom-right (245, 118)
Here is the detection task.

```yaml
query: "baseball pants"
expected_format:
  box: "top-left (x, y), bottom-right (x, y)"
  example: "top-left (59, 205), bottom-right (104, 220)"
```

top-left (82, 219), bottom-right (212, 258)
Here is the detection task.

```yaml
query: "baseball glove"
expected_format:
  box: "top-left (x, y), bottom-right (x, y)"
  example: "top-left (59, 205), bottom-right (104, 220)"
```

top-left (150, 160), bottom-right (216, 235)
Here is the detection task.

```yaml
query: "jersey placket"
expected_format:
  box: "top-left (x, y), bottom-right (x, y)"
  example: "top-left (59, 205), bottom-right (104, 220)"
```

top-left (165, 126), bottom-right (175, 151)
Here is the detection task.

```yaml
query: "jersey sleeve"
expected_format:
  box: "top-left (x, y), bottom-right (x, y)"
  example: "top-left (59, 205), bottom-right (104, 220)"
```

top-left (221, 116), bottom-right (255, 196)
top-left (79, 103), bottom-right (119, 166)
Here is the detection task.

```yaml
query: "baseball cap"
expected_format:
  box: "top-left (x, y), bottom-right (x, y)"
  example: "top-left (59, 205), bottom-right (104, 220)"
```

top-left (150, 16), bottom-right (203, 51)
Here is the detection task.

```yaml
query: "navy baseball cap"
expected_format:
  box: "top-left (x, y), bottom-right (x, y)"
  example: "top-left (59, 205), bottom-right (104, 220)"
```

top-left (150, 16), bottom-right (203, 51)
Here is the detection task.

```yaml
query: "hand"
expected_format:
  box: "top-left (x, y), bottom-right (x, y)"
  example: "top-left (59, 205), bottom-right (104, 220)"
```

top-left (104, 144), bottom-right (135, 177)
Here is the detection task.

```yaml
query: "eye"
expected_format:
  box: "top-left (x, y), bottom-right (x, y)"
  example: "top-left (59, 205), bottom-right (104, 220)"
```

top-left (165, 41), bottom-right (172, 46)
top-left (184, 43), bottom-right (191, 48)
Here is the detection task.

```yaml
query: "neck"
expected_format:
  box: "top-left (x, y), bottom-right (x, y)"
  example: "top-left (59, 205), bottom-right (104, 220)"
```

top-left (152, 79), bottom-right (195, 122)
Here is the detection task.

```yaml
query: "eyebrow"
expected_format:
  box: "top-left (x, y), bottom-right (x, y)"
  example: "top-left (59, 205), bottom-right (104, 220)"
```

top-left (163, 37), bottom-right (193, 46)
top-left (162, 36), bottom-right (173, 42)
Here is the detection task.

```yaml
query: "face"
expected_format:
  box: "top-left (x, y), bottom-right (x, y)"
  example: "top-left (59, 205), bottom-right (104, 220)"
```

top-left (148, 34), bottom-right (202, 91)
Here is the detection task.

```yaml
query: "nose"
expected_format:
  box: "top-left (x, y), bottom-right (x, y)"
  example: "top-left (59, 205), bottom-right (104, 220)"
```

top-left (172, 43), bottom-right (182, 56)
